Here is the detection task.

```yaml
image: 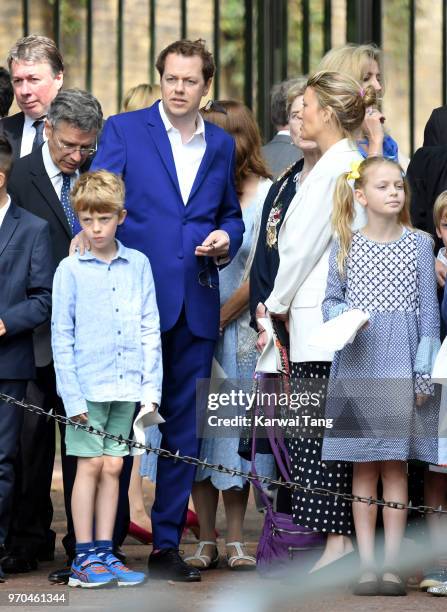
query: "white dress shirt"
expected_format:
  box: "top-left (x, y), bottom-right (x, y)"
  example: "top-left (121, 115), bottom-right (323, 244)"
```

top-left (0, 195), bottom-right (11, 228)
top-left (20, 114), bottom-right (48, 158)
top-left (41, 142), bottom-right (79, 198)
top-left (158, 101), bottom-right (206, 204)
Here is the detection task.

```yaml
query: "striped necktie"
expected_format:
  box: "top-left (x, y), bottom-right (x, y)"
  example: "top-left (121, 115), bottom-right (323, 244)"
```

top-left (32, 119), bottom-right (45, 151)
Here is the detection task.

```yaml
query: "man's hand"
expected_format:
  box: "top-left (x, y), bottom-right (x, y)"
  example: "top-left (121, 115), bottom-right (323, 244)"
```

top-left (436, 258), bottom-right (447, 288)
top-left (195, 230), bottom-right (229, 258)
top-left (69, 230), bottom-right (90, 256)
top-left (0, 319), bottom-right (6, 337)
top-left (71, 412), bottom-right (88, 423)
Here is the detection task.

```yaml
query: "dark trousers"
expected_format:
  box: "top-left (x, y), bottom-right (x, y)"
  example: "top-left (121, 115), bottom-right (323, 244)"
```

top-left (152, 310), bottom-right (215, 549)
top-left (8, 364), bottom-right (132, 559)
top-left (0, 381), bottom-right (26, 545)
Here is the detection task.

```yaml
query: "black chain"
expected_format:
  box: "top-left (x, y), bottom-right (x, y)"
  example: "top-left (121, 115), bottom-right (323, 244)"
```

top-left (2, 392), bottom-right (446, 515)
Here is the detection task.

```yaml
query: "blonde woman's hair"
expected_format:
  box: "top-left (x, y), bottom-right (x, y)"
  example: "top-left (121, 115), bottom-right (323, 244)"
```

top-left (122, 83), bottom-right (160, 112)
top-left (286, 77), bottom-right (308, 116)
top-left (72, 170), bottom-right (125, 215)
top-left (332, 157), bottom-right (412, 274)
top-left (433, 190), bottom-right (447, 229)
top-left (318, 43), bottom-right (383, 95)
top-left (306, 70), bottom-right (377, 138)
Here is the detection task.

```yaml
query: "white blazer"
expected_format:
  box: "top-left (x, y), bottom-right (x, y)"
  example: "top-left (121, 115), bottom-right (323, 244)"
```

top-left (265, 138), bottom-right (366, 363)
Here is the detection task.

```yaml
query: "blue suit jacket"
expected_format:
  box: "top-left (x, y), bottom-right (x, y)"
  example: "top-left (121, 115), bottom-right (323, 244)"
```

top-left (92, 101), bottom-right (244, 340)
top-left (0, 202), bottom-right (53, 379)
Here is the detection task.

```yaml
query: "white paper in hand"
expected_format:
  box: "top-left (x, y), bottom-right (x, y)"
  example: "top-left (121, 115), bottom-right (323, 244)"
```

top-left (255, 316), bottom-right (278, 373)
top-left (308, 308), bottom-right (370, 352)
top-left (131, 404), bottom-right (165, 456)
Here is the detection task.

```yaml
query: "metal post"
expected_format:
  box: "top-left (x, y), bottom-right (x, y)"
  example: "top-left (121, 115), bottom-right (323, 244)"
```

top-left (244, 0), bottom-right (253, 109)
top-left (302, 0), bottom-right (310, 74)
top-left (53, 0), bottom-right (61, 48)
top-left (150, 0), bottom-right (156, 84)
top-left (213, 0), bottom-right (220, 98)
top-left (86, 0), bottom-right (93, 91)
top-left (117, 0), bottom-right (124, 111)
top-left (347, 0), bottom-right (381, 45)
top-left (181, 0), bottom-right (187, 39)
top-left (323, 0), bottom-right (332, 53)
top-left (409, 0), bottom-right (415, 154)
top-left (257, 0), bottom-right (288, 140)
top-left (22, 0), bottom-right (29, 36)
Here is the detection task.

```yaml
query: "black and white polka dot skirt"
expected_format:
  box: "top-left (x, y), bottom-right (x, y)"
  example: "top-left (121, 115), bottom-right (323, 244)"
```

top-left (288, 361), bottom-right (353, 535)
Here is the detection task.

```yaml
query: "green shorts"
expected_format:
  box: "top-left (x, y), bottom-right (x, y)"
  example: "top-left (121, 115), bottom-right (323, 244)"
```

top-left (65, 400), bottom-right (136, 458)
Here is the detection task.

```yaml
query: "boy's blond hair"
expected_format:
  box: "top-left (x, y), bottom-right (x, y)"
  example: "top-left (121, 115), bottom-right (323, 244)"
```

top-left (71, 170), bottom-right (125, 215)
top-left (433, 191), bottom-right (447, 229)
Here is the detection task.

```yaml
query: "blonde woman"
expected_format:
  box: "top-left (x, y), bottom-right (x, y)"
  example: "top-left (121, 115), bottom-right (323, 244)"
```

top-left (318, 44), bottom-right (408, 169)
top-left (265, 71), bottom-right (376, 574)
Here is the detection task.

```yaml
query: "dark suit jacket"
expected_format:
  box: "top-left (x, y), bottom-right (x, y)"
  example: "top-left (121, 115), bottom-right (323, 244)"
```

top-left (262, 133), bottom-right (302, 179)
top-left (8, 146), bottom-right (72, 267)
top-left (0, 112), bottom-right (24, 161)
top-left (407, 145), bottom-right (447, 244)
top-left (423, 106), bottom-right (447, 146)
top-left (0, 202), bottom-right (53, 379)
top-left (91, 101), bottom-right (244, 340)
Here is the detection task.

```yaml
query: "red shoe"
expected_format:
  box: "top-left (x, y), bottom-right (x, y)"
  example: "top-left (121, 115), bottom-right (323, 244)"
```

top-left (128, 521), bottom-right (153, 544)
top-left (183, 510), bottom-right (219, 539)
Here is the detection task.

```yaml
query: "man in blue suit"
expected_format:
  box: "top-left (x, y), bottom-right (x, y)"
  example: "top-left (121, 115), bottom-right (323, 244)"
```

top-left (0, 135), bottom-right (53, 580)
top-left (89, 39), bottom-right (244, 581)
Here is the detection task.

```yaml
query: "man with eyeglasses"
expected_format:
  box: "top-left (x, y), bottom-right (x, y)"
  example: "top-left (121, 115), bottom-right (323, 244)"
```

top-left (4, 89), bottom-right (102, 577)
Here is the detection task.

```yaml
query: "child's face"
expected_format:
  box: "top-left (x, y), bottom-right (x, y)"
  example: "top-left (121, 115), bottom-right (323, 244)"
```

top-left (78, 209), bottom-right (126, 254)
top-left (355, 164), bottom-right (405, 219)
top-left (436, 213), bottom-right (447, 247)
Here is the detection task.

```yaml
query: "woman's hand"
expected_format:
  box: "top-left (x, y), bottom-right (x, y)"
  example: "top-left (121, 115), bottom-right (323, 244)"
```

top-left (363, 107), bottom-right (385, 156)
top-left (256, 329), bottom-right (268, 353)
top-left (415, 393), bottom-right (429, 407)
top-left (69, 230), bottom-right (90, 256)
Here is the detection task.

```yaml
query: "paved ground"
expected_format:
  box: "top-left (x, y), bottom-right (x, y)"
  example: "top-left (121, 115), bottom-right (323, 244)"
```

top-left (0, 460), bottom-right (446, 612)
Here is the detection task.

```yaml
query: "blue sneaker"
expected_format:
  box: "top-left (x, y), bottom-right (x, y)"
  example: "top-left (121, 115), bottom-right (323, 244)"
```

top-left (99, 552), bottom-right (146, 586)
top-left (420, 568), bottom-right (447, 590)
top-left (68, 554), bottom-right (117, 588)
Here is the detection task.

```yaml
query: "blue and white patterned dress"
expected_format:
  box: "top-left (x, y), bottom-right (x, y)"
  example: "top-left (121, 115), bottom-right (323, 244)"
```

top-left (321, 228), bottom-right (440, 463)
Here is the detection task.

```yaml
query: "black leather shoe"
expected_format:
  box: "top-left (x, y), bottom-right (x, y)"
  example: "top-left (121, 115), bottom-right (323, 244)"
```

top-left (2, 554), bottom-right (38, 573)
top-left (48, 565), bottom-right (71, 585)
top-left (148, 548), bottom-right (201, 582)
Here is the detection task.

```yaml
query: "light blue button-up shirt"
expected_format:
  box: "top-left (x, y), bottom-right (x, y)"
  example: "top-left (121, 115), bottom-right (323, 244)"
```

top-left (51, 241), bottom-right (163, 418)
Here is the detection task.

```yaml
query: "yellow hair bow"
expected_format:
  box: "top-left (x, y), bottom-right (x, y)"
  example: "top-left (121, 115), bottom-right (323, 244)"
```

top-left (347, 160), bottom-right (362, 181)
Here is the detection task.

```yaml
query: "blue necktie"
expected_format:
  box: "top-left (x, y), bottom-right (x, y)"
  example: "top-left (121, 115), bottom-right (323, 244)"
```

top-left (60, 173), bottom-right (81, 236)
top-left (32, 119), bottom-right (45, 151)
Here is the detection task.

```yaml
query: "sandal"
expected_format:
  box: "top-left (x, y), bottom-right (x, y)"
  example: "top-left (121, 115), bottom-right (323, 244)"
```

top-left (380, 568), bottom-right (407, 596)
top-left (225, 541), bottom-right (256, 571)
top-left (183, 541), bottom-right (219, 569)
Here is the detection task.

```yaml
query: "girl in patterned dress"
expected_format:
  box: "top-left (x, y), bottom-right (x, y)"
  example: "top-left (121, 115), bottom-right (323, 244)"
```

top-left (322, 157), bottom-right (440, 595)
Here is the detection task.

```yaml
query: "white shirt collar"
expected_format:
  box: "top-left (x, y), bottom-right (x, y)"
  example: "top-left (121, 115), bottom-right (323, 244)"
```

top-left (42, 141), bottom-right (64, 180)
top-left (277, 129), bottom-right (290, 136)
top-left (23, 113), bottom-right (44, 129)
top-left (158, 101), bottom-right (205, 141)
top-left (0, 194), bottom-right (11, 228)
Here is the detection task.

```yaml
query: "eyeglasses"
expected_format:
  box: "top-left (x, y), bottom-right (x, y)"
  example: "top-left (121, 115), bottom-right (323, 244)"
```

top-left (198, 257), bottom-right (218, 289)
top-left (203, 100), bottom-right (228, 115)
top-left (53, 131), bottom-right (97, 157)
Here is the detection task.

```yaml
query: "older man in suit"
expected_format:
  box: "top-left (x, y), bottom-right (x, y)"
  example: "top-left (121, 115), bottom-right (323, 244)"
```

top-left (262, 79), bottom-right (303, 178)
top-left (0, 35), bottom-right (63, 160)
top-left (5, 89), bottom-right (101, 575)
top-left (89, 38), bottom-right (244, 582)
top-left (0, 135), bottom-right (53, 581)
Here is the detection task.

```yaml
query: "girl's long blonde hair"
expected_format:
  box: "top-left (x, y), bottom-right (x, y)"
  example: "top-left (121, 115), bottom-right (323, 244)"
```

top-left (332, 157), bottom-right (413, 274)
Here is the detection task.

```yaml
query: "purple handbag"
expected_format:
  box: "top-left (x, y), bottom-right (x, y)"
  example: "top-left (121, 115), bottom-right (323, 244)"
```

top-left (251, 373), bottom-right (326, 577)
